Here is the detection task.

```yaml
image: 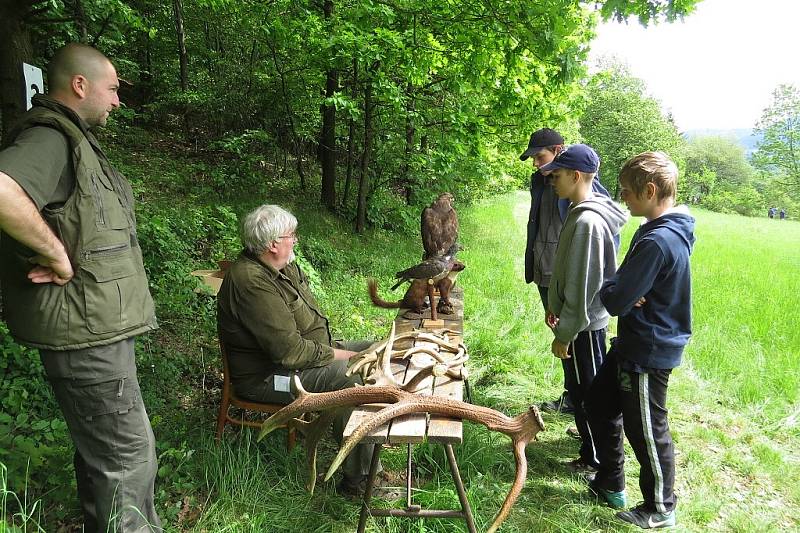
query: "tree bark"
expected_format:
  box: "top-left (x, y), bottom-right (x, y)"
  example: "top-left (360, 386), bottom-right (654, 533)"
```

top-left (319, 0), bottom-right (337, 210)
top-left (267, 37), bottom-right (306, 189)
top-left (341, 57), bottom-right (358, 210)
top-left (173, 0), bottom-right (188, 91)
top-left (72, 0), bottom-right (88, 42)
top-left (401, 85), bottom-right (415, 205)
top-left (355, 76), bottom-right (373, 234)
top-left (0, 1), bottom-right (34, 141)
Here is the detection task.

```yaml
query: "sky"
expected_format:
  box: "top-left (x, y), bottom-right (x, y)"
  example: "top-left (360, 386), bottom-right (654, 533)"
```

top-left (588, 0), bottom-right (800, 132)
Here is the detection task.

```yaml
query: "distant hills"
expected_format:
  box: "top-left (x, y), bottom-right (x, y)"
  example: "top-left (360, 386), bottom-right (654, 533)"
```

top-left (683, 128), bottom-right (763, 156)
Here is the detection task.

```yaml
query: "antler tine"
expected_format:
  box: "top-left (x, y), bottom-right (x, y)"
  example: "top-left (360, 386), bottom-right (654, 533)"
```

top-left (324, 395), bottom-right (418, 480)
top-left (260, 384), bottom-right (409, 442)
top-left (487, 439), bottom-right (529, 533)
top-left (381, 321), bottom-right (397, 375)
top-left (346, 352), bottom-right (377, 377)
top-left (413, 332), bottom-right (460, 352)
top-left (365, 322), bottom-right (402, 387)
top-left (346, 339), bottom-right (385, 377)
top-left (401, 361), bottom-right (466, 393)
top-left (300, 410), bottom-right (341, 494)
top-left (325, 396), bottom-right (544, 533)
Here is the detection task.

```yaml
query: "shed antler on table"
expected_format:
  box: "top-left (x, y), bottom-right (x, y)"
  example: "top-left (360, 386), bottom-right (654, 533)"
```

top-left (258, 377), bottom-right (544, 533)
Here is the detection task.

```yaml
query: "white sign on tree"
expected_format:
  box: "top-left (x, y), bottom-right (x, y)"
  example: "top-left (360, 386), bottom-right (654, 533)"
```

top-left (23, 63), bottom-right (44, 110)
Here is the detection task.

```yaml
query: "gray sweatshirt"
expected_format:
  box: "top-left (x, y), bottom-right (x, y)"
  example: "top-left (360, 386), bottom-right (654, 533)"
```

top-left (548, 195), bottom-right (629, 344)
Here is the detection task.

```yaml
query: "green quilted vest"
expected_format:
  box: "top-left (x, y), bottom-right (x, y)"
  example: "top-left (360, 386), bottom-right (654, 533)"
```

top-left (0, 95), bottom-right (157, 350)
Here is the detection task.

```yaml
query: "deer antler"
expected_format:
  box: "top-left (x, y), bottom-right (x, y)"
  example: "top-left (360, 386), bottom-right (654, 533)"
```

top-left (258, 376), bottom-right (544, 533)
top-left (286, 409), bottom-right (342, 494)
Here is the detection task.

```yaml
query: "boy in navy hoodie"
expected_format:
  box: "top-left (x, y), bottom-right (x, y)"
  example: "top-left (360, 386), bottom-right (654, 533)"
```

top-left (538, 144), bottom-right (628, 477)
top-left (586, 152), bottom-right (695, 529)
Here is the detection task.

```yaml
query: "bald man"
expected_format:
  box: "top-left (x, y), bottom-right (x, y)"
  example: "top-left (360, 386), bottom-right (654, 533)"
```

top-left (0, 43), bottom-right (160, 532)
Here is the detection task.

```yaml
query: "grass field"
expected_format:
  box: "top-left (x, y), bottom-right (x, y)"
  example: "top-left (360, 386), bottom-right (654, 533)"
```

top-left (3, 191), bottom-right (799, 532)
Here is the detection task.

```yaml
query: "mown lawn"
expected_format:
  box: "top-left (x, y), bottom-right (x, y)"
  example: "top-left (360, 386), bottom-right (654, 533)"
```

top-left (4, 190), bottom-right (799, 532)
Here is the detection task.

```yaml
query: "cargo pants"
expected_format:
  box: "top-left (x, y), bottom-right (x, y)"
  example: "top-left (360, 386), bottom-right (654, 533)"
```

top-left (234, 340), bottom-right (378, 482)
top-left (40, 338), bottom-right (161, 532)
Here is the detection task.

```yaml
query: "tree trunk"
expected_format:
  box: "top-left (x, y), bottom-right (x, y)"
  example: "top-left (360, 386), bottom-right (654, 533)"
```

top-left (319, 0), bottom-right (337, 210)
top-left (342, 115), bottom-right (356, 209)
top-left (341, 57), bottom-right (358, 210)
top-left (173, 0), bottom-right (188, 91)
top-left (401, 86), bottom-right (415, 205)
top-left (72, 0), bottom-right (88, 42)
top-left (267, 37), bottom-right (306, 189)
top-left (355, 77), bottom-right (373, 234)
top-left (0, 1), bottom-right (34, 141)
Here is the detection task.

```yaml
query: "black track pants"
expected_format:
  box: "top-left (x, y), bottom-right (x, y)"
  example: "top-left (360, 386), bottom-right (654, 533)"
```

top-left (586, 348), bottom-right (676, 513)
top-left (563, 328), bottom-right (606, 466)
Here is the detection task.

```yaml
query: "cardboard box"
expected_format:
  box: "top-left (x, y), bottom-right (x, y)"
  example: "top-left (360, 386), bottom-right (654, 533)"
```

top-left (190, 269), bottom-right (226, 295)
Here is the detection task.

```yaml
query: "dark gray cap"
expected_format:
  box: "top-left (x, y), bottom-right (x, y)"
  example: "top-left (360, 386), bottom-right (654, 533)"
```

top-left (520, 128), bottom-right (564, 161)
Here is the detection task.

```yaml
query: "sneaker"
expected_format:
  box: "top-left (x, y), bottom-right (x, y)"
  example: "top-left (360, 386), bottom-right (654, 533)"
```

top-left (588, 482), bottom-right (627, 510)
top-left (566, 426), bottom-right (581, 440)
top-left (566, 458), bottom-right (599, 474)
top-left (539, 393), bottom-right (575, 415)
top-left (616, 503), bottom-right (676, 529)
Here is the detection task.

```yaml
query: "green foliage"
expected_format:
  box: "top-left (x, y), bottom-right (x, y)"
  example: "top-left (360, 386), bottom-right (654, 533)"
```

top-left (598, 0), bottom-right (701, 23)
top-left (1, 463), bottom-right (46, 533)
top-left (0, 325), bottom-right (73, 516)
top-left (685, 136), bottom-right (755, 191)
top-left (579, 61), bottom-right (686, 196)
top-left (753, 84), bottom-right (800, 191)
top-left (682, 135), bottom-right (764, 214)
top-left (703, 185), bottom-right (764, 217)
top-left (136, 204), bottom-right (240, 319)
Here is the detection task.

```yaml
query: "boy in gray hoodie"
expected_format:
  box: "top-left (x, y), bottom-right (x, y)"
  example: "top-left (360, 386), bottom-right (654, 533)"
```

top-left (539, 144), bottom-right (628, 477)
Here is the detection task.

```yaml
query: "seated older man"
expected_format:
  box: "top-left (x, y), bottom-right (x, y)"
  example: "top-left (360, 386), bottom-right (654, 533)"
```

top-left (217, 204), bottom-right (380, 495)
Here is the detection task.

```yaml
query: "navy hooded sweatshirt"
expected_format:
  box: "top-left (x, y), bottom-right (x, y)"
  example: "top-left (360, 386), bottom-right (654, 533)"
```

top-left (599, 206), bottom-right (696, 369)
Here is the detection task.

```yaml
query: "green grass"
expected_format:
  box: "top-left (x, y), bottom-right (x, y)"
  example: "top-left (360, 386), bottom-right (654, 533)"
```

top-left (212, 191), bottom-right (797, 532)
top-left (4, 189), bottom-right (799, 532)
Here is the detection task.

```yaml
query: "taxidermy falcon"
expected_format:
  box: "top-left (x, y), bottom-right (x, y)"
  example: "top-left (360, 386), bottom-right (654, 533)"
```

top-left (421, 192), bottom-right (459, 260)
top-left (391, 243), bottom-right (459, 291)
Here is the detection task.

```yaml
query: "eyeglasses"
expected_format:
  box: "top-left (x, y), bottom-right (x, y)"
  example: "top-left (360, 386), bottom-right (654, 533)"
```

top-left (276, 232), bottom-right (298, 242)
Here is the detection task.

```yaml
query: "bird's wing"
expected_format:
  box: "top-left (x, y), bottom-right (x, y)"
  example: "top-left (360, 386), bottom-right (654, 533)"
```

top-left (421, 206), bottom-right (439, 258)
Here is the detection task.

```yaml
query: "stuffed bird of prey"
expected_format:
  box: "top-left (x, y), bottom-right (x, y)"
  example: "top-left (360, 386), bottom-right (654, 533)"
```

top-left (421, 192), bottom-right (459, 260)
top-left (391, 243), bottom-right (459, 291)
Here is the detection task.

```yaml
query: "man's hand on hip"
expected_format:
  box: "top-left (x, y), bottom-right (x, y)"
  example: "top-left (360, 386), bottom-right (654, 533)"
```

top-left (27, 253), bottom-right (74, 285)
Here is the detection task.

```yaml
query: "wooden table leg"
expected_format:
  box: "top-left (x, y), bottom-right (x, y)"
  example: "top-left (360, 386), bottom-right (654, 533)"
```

top-left (445, 443), bottom-right (477, 533)
top-left (357, 443), bottom-right (383, 533)
top-left (406, 443), bottom-right (419, 511)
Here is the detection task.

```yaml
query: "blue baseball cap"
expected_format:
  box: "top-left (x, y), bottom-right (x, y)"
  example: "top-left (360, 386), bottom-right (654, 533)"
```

top-left (538, 144), bottom-right (600, 173)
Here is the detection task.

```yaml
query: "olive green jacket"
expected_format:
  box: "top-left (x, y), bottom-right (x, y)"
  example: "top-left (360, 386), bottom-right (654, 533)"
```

top-left (216, 251), bottom-right (335, 383)
top-left (0, 95), bottom-right (157, 350)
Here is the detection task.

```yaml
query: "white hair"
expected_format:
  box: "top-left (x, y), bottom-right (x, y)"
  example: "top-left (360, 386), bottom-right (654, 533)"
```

top-left (241, 204), bottom-right (297, 255)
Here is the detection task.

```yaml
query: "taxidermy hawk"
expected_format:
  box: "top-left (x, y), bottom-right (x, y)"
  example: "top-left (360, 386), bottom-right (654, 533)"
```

top-left (391, 243), bottom-right (459, 290)
top-left (421, 192), bottom-right (459, 260)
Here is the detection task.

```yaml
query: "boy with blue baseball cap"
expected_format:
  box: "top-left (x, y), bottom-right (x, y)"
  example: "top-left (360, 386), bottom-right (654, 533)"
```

top-left (539, 144), bottom-right (629, 481)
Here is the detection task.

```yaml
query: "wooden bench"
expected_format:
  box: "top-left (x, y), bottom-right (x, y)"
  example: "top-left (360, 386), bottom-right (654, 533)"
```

top-left (344, 287), bottom-right (476, 533)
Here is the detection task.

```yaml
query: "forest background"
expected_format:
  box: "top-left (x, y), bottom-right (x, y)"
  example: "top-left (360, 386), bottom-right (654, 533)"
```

top-left (1, 0), bottom-right (799, 531)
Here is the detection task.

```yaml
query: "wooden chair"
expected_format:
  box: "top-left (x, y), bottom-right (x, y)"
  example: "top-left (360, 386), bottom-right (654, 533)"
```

top-left (215, 337), bottom-right (297, 450)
